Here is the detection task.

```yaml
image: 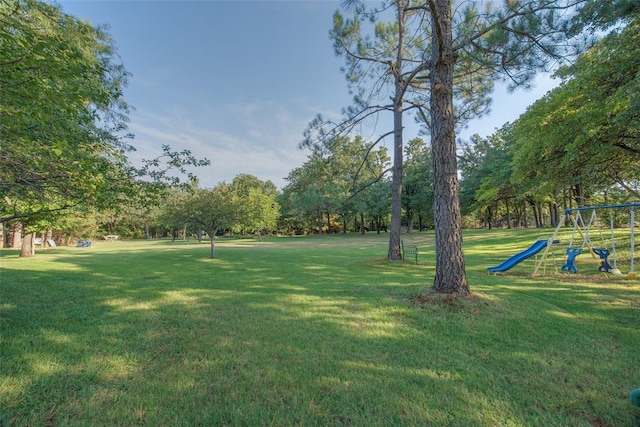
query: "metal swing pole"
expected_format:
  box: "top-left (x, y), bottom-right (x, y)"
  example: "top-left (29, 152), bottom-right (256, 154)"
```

top-left (610, 215), bottom-right (618, 270)
top-left (631, 207), bottom-right (636, 273)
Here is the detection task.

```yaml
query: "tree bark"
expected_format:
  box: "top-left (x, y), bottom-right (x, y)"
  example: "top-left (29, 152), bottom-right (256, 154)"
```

top-left (407, 210), bottom-right (414, 233)
top-left (10, 222), bottom-right (21, 248)
top-left (387, 0), bottom-right (408, 261)
top-left (429, 0), bottom-right (469, 296)
top-left (45, 228), bottom-right (53, 246)
top-left (20, 232), bottom-right (35, 257)
top-left (206, 227), bottom-right (218, 259)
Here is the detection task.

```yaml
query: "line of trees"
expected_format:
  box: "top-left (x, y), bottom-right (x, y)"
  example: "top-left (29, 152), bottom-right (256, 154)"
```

top-left (460, 14), bottom-right (640, 228)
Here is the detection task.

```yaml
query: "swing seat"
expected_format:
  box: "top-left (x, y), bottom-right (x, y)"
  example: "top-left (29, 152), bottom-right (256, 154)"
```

top-left (610, 269), bottom-right (638, 279)
top-left (562, 247), bottom-right (582, 273)
top-left (592, 248), bottom-right (613, 273)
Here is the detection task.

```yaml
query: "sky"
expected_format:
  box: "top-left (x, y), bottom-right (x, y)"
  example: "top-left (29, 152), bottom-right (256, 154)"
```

top-left (58, 0), bottom-right (559, 189)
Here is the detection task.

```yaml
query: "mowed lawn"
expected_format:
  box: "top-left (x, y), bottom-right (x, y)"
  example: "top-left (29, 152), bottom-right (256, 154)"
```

top-left (1, 230), bottom-right (639, 426)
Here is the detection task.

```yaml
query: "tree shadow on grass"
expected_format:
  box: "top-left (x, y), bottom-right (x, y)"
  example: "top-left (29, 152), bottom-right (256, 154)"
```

top-left (1, 242), bottom-right (639, 426)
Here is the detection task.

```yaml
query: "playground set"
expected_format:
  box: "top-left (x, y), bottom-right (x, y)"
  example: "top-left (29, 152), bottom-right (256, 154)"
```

top-left (487, 203), bottom-right (639, 278)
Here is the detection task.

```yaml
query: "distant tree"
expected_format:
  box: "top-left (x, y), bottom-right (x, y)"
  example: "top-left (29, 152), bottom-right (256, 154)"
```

top-left (184, 184), bottom-right (238, 259)
top-left (282, 156), bottom-right (333, 234)
top-left (459, 126), bottom-right (521, 228)
top-left (291, 134), bottom-right (390, 234)
top-left (363, 179), bottom-right (392, 233)
top-left (157, 188), bottom-right (191, 241)
top-left (230, 174), bottom-right (280, 238)
top-left (403, 137), bottom-right (434, 232)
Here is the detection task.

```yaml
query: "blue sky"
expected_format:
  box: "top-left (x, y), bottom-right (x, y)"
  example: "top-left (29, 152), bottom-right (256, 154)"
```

top-left (59, 0), bottom-right (557, 189)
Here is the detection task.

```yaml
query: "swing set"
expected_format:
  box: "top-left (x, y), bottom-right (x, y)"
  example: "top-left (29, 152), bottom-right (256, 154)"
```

top-left (533, 203), bottom-right (639, 278)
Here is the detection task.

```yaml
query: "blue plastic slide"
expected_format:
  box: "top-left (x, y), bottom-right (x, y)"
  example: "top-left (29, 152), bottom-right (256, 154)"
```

top-left (487, 240), bottom-right (551, 273)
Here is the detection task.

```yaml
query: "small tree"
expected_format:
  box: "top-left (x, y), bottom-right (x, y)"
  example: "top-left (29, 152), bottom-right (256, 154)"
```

top-left (185, 184), bottom-right (238, 259)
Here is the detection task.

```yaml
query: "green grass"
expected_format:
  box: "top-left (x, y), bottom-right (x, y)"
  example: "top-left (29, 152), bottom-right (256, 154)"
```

top-left (1, 230), bottom-right (639, 426)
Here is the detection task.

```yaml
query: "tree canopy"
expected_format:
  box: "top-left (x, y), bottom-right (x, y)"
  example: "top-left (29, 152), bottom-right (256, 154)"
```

top-left (512, 16), bottom-right (640, 200)
top-left (1, 0), bottom-right (134, 223)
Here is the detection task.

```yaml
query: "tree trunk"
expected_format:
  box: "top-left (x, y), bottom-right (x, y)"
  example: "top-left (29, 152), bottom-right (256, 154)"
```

top-left (207, 227), bottom-right (218, 259)
top-left (429, 0), bottom-right (469, 296)
top-left (317, 209), bottom-right (323, 234)
top-left (10, 222), bottom-right (21, 248)
top-left (550, 202), bottom-right (559, 227)
top-left (386, 1), bottom-right (408, 261)
top-left (387, 72), bottom-right (404, 261)
top-left (20, 232), bottom-right (35, 258)
top-left (0, 222), bottom-right (4, 249)
top-left (45, 228), bottom-right (53, 246)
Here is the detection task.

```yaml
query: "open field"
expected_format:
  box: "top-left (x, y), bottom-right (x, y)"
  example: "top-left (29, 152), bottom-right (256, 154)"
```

top-left (1, 229), bottom-right (639, 426)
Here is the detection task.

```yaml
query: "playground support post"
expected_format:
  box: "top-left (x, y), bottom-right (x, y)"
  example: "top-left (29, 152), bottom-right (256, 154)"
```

top-left (631, 207), bottom-right (635, 273)
top-left (533, 214), bottom-right (566, 276)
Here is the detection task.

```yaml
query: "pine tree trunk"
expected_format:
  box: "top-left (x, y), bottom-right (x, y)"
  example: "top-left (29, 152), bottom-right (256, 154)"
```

top-left (387, 74), bottom-right (404, 261)
top-left (429, 0), bottom-right (469, 296)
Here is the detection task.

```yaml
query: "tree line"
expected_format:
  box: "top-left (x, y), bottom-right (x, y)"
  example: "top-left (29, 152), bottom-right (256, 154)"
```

top-left (460, 15), bottom-right (640, 228)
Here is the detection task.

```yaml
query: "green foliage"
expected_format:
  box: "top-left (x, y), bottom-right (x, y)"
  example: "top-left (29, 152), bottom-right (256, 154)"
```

top-left (0, 1), bottom-right (210, 248)
top-left (184, 184), bottom-right (239, 258)
top-left (403, 138), bottom-right (434, 229)
top-left (284, 136), bottom-right (390, 234)
top-left (0, 0), bottom-right (133, 222)
top-left (512, 17), bottom-right (640, 201)
top-left (230, 174), bottom-right (280, 235)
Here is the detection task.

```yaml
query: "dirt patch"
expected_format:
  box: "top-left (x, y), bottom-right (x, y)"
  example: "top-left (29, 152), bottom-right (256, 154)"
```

top-left (409, 289), bottom-right (492, 313)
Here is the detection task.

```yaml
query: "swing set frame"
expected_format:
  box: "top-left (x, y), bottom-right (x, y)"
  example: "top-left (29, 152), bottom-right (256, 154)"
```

top-left (533, 203), bottom-right (639, 277)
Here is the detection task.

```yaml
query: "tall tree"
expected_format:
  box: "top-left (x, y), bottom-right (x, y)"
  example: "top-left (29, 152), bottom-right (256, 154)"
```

top-left (309, 0), bottom-right (493, 262)
top-left (0, 0), bottom-right (133, 223)
top-left (305, 0), bottom-right (428, 258)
